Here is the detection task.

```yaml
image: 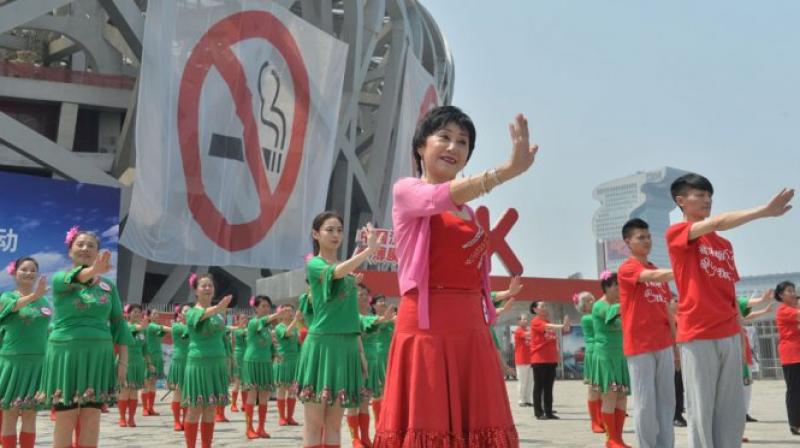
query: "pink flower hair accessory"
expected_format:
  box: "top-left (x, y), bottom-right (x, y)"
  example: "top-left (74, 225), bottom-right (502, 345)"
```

top-left (572, 293), bottom-right (580, 305)
top-left (65, 225), bottom-right (80, 247)
top-left (249, 296), bottom-right (256, 307)
top-left (600, 270), bottom-right (613, 281)
top-left (5, 260), bottom-right (15, 276)
top-left (188, 273), bottom-right (197, 288)
top-left (304, 252), bottom-right (314, 264)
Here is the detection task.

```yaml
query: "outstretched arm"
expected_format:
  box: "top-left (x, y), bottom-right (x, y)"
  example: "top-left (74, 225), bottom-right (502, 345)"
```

top-left (689, 189), bottom-right (794, 240)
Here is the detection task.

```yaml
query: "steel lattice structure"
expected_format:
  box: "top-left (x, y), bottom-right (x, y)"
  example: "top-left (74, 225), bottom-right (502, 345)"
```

top-left (0, 0), bottom-right (454, 305)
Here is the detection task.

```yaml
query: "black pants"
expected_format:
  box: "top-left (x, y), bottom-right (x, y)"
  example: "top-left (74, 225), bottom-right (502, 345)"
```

top-left (674, 370), bottom-right (684, 420)
top-left (783, 363), bottom-right (800, 428)
top-left (532, 363), bottom-right (557, 417)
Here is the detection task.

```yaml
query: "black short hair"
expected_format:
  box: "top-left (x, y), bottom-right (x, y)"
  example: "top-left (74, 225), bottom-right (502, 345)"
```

top-left (601, 273), bottom-right (618, 293)
top-left (670, 173), bottom-right (714, 204)
top-left (775, 281), bottom-right (796, 302)
top-left (621, 218), bottom-right (649, 240)
top-left (411, 105), bottom-right (476, 176)
top-left (252, 295), bottom-right (273, 308)
top-left (529, 301), bottom-right (540, 315)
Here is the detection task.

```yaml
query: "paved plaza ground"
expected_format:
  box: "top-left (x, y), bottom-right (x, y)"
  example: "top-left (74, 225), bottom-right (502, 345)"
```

top-left (27, 379), bottom-right (799, 447)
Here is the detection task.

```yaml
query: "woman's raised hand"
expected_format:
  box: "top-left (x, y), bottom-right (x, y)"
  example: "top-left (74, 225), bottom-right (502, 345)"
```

top-left (502, 114), bottom-right (539, 179)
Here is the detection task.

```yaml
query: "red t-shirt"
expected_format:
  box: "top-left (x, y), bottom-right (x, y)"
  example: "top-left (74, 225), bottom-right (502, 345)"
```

top-left (513, 326), bottom-right (531, 365)
top-left (776, 303), bottom-right (800, 365)
top-left (618, 256), bottom-right (674, 356)
top-left (667, 222), bottom-right (740, 343)
top-left (529, 317), bottom-right (558, 363)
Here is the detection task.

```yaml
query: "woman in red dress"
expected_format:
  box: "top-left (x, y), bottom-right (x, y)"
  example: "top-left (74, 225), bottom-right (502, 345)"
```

top-left (373, 106), bottom-right (538, 447)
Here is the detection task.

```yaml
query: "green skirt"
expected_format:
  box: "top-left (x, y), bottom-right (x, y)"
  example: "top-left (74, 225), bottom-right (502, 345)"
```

top-left (182, 356), bottom-right (229, 408)
top-left (272, 355), bottom-right (298, 388)
top-left (0, 354), bottom-right (45, 410)
top-left (38, 339), bottom-right (118, 406)
top-left (167, 358), bottom-right (186, 390)
top-left (146, 352), bottom-right (164, 379)
top-left (583, 347), bottom-right (595, 384)
top-left (592, 347), bottom-right (630, 394)
top-left (124, 356), bottom-right (146, 390)
top-left (293, 333), bottom-right (364, 408)
top-left (242, 359), bottom-right (274, 391)
top-left (365, 355), bottom-right (385, 398)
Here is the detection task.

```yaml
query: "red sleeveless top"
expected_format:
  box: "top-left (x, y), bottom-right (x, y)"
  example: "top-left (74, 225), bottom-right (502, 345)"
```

top-left (428, 211), bottom-right (487, 291)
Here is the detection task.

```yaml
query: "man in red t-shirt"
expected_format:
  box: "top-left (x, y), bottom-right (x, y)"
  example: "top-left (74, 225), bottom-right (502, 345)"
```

top-left (619, 218), bottom-right (676, 448)
top-left (529, 302), bottom-right (570, 420)
top-left (513, 314), bottom-right (533, 407)
top-left (666, 173), bottom-right (793, 448)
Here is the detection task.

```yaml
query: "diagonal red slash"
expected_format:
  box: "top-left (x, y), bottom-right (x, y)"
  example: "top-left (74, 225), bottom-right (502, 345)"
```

top-left (476, 206), bottom-right (523, 275)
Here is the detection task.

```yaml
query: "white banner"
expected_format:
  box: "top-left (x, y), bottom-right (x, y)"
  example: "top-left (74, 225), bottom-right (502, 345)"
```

top-left (383, 51), bottom-right (439, 225)
top-left (121, 1), bottom-right (348, 268)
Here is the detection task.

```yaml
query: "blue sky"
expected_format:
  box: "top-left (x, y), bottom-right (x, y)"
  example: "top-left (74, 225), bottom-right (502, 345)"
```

top-left (424, 0), bottom-right (800, 279)
top-left (0, 172), bottom-right (120, 290)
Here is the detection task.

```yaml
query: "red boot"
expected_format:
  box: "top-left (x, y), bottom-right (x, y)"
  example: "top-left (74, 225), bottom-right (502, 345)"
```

top-left (141, 391), bottom-right (151, 416)
top-left (257, 404), bottom-right (270, 438)
top-left (615, 409), bottom-right (632, 448)
top-left (287, 398), bottom-right (299, 425)
top-left (602, 412), bottom-right (624, 448)
top-left (147, 391), bottom-right (160, 415)
top-left (1, 434), bottom-right (16, 448)
top-left (18, 432), bottom-right (35, 448)
top-left (244, 404), bottom-right (259, 439)
top-left (117, 399), bottom-right (129, 427)
top-left (359, 412), bottom-right (372, 447)
top-left (171, 402), bottom-right (184, 431)
top-left (214, 405), bottom-right (229, 423)
top-left (347, 415), bottom-right (365, 448)
top-left (371, 399), bottom-right (381, 426)
top-left (277, 398), bottom-right (288, 425)
top-left (127, 399), bottom-right (138, 427)
top-left (231, 390), bottom-right (240, 412)
top-left (183, 422), bottom-right (198, 448)
top-left (200, 422), bottom-right (214, 448)
top-left (589, 400), bottom-right (605, 433)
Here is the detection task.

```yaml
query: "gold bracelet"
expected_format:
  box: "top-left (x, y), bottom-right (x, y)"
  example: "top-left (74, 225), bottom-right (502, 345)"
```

top-left (490, 168), bottom-right (503, 187)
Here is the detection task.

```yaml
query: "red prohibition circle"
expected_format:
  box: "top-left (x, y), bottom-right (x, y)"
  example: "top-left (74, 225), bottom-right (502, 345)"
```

top-left (177, 11), bottom-right (309, 252)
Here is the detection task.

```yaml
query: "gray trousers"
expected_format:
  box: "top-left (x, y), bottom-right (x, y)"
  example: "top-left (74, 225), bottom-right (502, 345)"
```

top-left (628, 346), bottom-right (676, 448)
top-left (681, 334), bottom-right (745, 448)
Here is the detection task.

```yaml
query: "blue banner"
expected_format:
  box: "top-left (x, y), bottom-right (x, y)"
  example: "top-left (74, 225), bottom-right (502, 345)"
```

top-left (0, 172), bottom-right (120, 292)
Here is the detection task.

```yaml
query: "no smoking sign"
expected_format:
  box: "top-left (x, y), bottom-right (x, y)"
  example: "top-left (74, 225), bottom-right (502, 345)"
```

top-left (177, 11), bottom-right (309, 252)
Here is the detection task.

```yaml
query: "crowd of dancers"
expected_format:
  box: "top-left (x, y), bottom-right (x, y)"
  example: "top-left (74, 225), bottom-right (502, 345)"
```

top-left (0, 105), bottom-right (798, 448)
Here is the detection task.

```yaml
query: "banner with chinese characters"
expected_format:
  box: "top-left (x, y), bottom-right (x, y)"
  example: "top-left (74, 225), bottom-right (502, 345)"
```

top-left (354, 227), bottom-right (397, 271)
top-left (0, 172), bottom-right (120, 291)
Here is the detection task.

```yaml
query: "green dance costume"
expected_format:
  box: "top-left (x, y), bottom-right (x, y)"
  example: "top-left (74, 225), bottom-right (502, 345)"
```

top-left (182, 307), bottom-right (229, 407)
top-left (124, 323), bottom-right (147, 390)
top-left (232, 327), bottom-right (246, 379)
top-left (375, 321), bottom-right (393, 395)
top-left (581, 314), bottom-right (596, 384)
top-left (0, 292), bottom-right (51, 410)
top-left (241, 317), bottom-right (274, 391)
top-left (360, 315), bottom-right (385, 398)
top-left (39, 268), bottom-right (134, 406)
top-left (294, 256), bottom-right (364, 408)
top-left (145, 322), bottom-right (166, 379)
top-left (273, 322), bottom-right (300, 389)
top-left (591, 300), bottom-right (629, 393)
top-left (167, 322), bottom-right (188, 390)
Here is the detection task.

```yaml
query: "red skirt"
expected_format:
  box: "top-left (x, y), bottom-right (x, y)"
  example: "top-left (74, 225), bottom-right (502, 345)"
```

top-left (373, 289), bottom-right (519, 448)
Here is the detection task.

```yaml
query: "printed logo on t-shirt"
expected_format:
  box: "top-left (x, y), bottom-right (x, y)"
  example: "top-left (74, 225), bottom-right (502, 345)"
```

top-left (698, 245), bottom-right (735, 282)
top-left (643, 284), bottom-right (669, 303)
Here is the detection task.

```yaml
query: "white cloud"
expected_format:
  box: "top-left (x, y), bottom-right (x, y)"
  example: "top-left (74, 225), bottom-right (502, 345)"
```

top-left (18, 219), bottom-right (41, 231)
top-left (102, 224), bottom-right (119, 239)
